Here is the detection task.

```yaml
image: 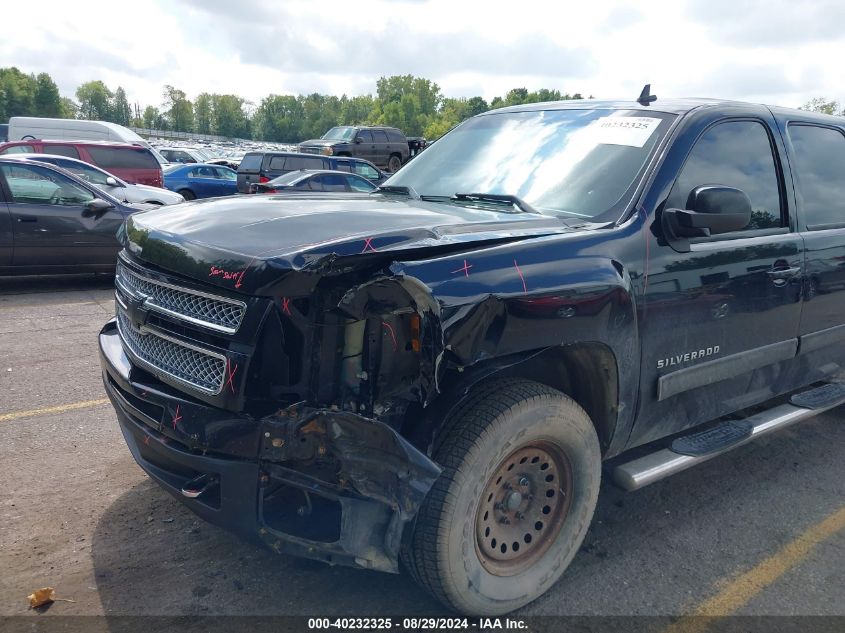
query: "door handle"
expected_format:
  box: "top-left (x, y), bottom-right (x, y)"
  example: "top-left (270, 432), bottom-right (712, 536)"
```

top-left (767, 267), bottom-right (801, 279)
top-left (17, 216), bottom-right (37, 223)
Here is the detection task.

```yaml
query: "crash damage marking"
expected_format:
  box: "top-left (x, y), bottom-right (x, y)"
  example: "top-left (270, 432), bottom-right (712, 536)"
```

top-left (513, 258), bottom-right (528, 294)
top-left (362, 237), bottom-right (377, 253)
top-left (143, 434), bottom-right (150, 446)
top-left (451, 259), bottom-right (473, 277)
top-left (225, 359), bottom-right (239, 394)
top-left (281, 297), bottom-right (292, 316)
top-left (171, 404), bottom-right (182, 430)
top-left (209, 265), bottom-right (244, 284)
top-left (382, 321), bottom-right (398, 351)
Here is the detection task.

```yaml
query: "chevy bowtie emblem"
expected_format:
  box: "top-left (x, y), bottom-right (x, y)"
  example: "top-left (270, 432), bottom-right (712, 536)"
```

top-left (125, 295), bottom-right (151, 332)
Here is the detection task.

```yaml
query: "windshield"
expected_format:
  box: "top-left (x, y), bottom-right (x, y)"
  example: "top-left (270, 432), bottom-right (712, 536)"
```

top-left (386, 109), bottom-right (675, 219)
top-left (321, 126), bottom-right (357, 141)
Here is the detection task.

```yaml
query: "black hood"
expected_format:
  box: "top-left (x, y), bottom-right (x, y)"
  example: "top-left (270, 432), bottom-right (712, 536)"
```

top-left (123, 193), bottom-right (579, 294)
top-left (298, 139), bottom-right (345, 147)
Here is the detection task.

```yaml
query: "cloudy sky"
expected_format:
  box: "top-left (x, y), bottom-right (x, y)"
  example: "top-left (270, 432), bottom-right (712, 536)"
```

top-left (3, 0), bottom-right (844, 110)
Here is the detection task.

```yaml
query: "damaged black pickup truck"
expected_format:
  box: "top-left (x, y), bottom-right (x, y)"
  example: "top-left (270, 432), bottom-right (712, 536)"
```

top-left (100, 94), bottom-right (845, 615)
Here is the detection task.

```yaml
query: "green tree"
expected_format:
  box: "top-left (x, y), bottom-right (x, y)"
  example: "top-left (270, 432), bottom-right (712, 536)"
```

top-left (375, 75), bottom-right (442, 136)
top-left (194, 93), bottom-right (213, 135)
top-left (254, 94), bottom-right (304, 142)
top-left (32, 73), bottom-right (63, 117)
top-left (59, 97), bottom-right (78, 119)
top-left (801, 97), bottom-right (841, 115)
top-left (76, 80), bottom-right (113, 120)
top-left (111, 87), bottom-right (132, 125)
top-left (142, 105), bottom-right (162, 129)
top-left (0, 67), bottom-right (37, 121)
top-left (211, 94), bottom-right (249, 138)
top-left (162, 85), bottom-right (193, 132)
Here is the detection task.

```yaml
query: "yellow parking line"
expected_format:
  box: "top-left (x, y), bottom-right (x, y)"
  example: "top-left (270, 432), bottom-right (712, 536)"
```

top-left (665, 505), bottom-right (845, 633)
top-left (0, 398), bottom-right (110, 423)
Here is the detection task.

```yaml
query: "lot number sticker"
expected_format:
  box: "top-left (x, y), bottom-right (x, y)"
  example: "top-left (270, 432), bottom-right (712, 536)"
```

top-left (589, 116), bottom-right (662, 147)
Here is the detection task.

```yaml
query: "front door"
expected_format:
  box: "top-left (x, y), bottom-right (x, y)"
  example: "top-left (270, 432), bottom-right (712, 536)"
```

top-left (0, 162), bottom-right (124, 268)
top-left (631, 113), bottom-right (804, 447)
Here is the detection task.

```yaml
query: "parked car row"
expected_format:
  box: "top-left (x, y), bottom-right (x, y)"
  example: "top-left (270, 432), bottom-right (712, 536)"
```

top-left (236, 151), bottom-right (387, 193)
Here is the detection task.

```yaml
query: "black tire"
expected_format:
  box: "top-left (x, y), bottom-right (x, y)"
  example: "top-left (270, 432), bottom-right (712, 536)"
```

top-left (387, 154), bottom-right (402, 173)
top-left (178, 189), bottom-right (196, 201)
top-left (402, 378), bottom-right (601, 615)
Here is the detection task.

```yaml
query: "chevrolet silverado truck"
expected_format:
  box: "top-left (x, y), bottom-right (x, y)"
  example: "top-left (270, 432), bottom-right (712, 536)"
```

top-left (99, 93), bottom-right (845, 615)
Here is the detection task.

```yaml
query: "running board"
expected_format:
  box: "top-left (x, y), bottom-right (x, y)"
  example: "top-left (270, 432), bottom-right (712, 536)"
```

top-left (613, 382), bottom-right (845, 491)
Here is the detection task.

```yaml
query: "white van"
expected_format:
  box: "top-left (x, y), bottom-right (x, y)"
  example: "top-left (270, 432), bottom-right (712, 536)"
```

top-left (7, 117), bottom-right (167, 165)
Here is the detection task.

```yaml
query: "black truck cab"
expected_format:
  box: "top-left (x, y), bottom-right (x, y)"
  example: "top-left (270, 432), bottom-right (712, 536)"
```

top-left (99, 96), bottom-right (845, 615)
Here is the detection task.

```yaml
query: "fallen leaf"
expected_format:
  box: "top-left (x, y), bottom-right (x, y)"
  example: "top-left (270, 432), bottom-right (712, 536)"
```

top-left (28, 588), bottom-right (55, 609)
top-left (27, 587), bottom-right (75, 609)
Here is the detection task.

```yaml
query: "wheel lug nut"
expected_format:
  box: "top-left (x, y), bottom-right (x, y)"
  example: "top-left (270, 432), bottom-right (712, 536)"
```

top-left (518, 477), bottom-right (529, 487)
top-left (499, 517), bottom-right (510, 525)
top-left (515, 511), bottom-right (524, 520)
top-left (495, 502), bottom-right (505, 510)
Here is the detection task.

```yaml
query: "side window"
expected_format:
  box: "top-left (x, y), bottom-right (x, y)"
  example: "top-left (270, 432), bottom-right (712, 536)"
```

top-left (346, 174), bottom-right (375, 192)
top-left (334, 160), bottom-right (352, 172)
top-left (0, 163), bottom-right (94, 206)
top-left (320, 174), bottom-right (347, 191)
top-left (284, 156), bottom-right (323, 170)
top-left (213, 167), bottom-right (236, 180)
top-left (87, 146), bottom-right (159, 170)
top-left (1, 144), bottom-right (35, 155)
top-left (787, 124), bottom-right (845, 229)
top-left (372, 130), bottom-right (390, 143)
top-left (268, 156), bottom-right (287, 170)
top-left (354, 163), bottom-right (378, 180)
top-left (45, 145), bottom-right (80, 159)
top-left (356, 130), bottom-right (374, 144)
top-left (666, 120), bottom-right (783, 231)
top-left (386, 129), bottom-right (405, 143)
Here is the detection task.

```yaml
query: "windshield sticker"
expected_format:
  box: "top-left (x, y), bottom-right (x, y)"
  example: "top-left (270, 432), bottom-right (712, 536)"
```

top-left (589, 117), bottom-right (662, 147)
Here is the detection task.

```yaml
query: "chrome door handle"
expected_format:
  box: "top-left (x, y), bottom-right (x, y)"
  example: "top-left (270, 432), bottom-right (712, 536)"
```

top-left (767, 267), bottom-right (801, 278)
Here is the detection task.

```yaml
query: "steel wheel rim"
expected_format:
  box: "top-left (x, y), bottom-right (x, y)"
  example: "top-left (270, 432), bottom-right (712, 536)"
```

top-left (474, 441), bottom-right (574, 576)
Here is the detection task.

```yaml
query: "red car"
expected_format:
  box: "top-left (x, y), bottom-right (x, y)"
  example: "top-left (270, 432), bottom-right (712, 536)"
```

top-left (0, 140), bottom-right (163, 187)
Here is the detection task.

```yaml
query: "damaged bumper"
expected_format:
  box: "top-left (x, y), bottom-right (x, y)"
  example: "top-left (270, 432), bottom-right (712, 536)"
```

top-left (99, 319), bottom-right (440, 572)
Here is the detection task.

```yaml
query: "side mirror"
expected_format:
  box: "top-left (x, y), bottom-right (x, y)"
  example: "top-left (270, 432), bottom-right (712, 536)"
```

top-left (82, 198), bottom-right (115, 218)
top-left (663, 185), bottom-right (751, 244)
top-left (354, 137), bottom-right (362, 144)
top-left (105, 176), bottom-right (119, 187)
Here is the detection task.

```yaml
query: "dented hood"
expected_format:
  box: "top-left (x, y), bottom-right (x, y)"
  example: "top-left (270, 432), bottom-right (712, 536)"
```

top-left (123, 193), bottom-right (578, 293)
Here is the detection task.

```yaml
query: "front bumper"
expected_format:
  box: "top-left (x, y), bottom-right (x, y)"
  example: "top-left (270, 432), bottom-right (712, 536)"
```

top-left (99, 318), bottom-right (440, 572)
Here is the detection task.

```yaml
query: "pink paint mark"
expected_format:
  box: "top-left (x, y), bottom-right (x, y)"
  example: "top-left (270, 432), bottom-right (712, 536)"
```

top-left (209, 265), bottom-right (245, 285)
top-left (225, 359), bottom-right (239, 394)
top-left (361, 238), bottom-right (377, 253)
top-left (451, 259), bottom-right (473, 277)
top-left (281, 297), bottom-right (292, 316)
top-left (143, 434), bottom-right (150, 446)
top-left (513, 259), bottom-right (528, 294)
top-left (172, 404), bottom-right (182, 430)
top-left (382, 321), bottom-right (398, 351)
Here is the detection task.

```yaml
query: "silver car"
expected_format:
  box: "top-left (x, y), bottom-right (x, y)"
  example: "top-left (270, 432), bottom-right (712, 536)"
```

top-left (14, 153), bottom-right (184, 206)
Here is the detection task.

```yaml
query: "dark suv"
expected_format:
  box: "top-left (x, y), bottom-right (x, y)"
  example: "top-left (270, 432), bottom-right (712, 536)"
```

top-left (236, 151), bottom-right (386, 193)
top-left (298, 126), bottom-right (409, 172)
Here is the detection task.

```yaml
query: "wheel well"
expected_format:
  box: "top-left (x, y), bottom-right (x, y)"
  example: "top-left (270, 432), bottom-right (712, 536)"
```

top-left (413, 344), bottom-right (619, 455)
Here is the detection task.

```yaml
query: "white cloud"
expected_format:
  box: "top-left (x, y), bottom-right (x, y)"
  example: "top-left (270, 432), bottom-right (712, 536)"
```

top-left (0, 0), bottom-right (843, 110)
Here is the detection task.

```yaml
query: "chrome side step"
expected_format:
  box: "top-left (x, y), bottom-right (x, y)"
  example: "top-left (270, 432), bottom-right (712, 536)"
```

top-left (612, 383), bottom-right (845, 491)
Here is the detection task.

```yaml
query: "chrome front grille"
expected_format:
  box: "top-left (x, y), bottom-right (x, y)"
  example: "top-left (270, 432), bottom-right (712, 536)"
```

top-left (116, 257), bottom-right (246, 334)
top-left (116, 310), bottom-right (226, 395)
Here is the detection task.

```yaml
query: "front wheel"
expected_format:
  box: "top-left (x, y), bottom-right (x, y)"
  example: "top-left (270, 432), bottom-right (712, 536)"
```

top-left (178, 189), bottom-right (196, 201)
top-left (387, 154), bottom-right (402, 173)
top-left (403, 378), bottom-right (601, 615)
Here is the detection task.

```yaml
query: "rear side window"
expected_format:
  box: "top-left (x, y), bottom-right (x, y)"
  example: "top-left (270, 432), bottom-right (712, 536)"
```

top-left (372, 130), bottom-right (390, 143)
top-left (334, 160), bottom-right (352, 172)
top-left (239, 153), bottom-right (263, 171)
top-left (787, 124), bottom-right (845, 229)
top-left (44, 144), bottom-right (80, 159)
top-left (666, 120), bottom-right (783, 231)
top-left (315, 173), bottom-right (347, 191)
top-left (386, 129), bottom-right (405, 143)
top-left (87, 146), bottom-right (159, 170)
top-left (1, 144), bottom-right (35, 154)
top-left (282, 156), bottom-right (324, 171)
